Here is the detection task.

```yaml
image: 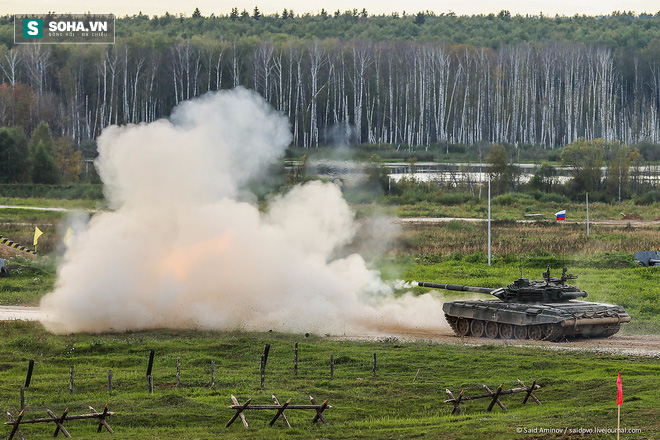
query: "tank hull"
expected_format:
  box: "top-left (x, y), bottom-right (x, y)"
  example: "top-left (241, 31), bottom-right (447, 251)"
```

top-left (443, 299), bottom-right (631, 341)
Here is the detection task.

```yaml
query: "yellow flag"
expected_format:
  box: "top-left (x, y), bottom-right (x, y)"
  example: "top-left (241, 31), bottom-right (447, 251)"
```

top-left (63, 227), bottom-right (73, 246)
top-left (33, 227), bottom-right (43, 246)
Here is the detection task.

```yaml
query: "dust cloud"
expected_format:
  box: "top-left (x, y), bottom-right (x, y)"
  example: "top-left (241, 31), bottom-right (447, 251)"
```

top-left (39, 87), bottom-right (447, 335)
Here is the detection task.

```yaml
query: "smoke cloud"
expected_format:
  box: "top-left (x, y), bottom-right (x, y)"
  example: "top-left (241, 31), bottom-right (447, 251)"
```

top-left (40, 87), bottom-right (447, 335)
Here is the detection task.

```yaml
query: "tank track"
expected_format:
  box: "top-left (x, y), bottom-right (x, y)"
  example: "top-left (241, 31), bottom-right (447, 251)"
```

top-left (444, 314), bottom-right (621, 342)
top-left (445, 315), bottom-right (460, 334)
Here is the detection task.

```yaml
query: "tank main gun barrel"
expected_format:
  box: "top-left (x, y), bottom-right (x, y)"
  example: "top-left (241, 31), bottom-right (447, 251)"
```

top-left (417, 282), bottom-right (495, 295)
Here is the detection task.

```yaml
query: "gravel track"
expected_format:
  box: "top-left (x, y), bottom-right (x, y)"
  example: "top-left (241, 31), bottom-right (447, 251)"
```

top-left (3, 306), bottom-right (657, 357)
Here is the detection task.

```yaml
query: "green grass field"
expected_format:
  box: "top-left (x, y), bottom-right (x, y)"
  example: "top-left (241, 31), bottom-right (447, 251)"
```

top-left (0, 258), bottom-right (56, 306)
top-left (0, 324), bottom-right (657, 439)
top-left (1, 196), bottom-right (660, 438)
top-left (395, 199), bottom-right (660, 221)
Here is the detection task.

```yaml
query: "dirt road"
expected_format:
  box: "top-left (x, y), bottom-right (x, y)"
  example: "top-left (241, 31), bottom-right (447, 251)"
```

top-left (399, 217), bottom-right (660, 227)
top-left (0, 306), bottom-right (43, 321)
top-left (342, 328), bottom-right (660, 358)
top-left (2, 306), bottom-right (657, 357)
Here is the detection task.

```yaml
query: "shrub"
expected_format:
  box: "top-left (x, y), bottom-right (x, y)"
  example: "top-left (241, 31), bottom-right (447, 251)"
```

top-left (433, 192), bottom-right (476, 206)
top-left (0, 184), bottom-right (103, 200)
top-left (464, 252), bottom-right (486, 263)
top-left (635, 189), bottom-right (660, 205)
top-left (538, 193), bottom-right (569, 203)
top-left (492, 192), bottom-right (534, 205)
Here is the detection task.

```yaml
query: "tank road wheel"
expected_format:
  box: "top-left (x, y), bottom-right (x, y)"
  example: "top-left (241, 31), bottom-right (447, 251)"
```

top-left (528, 325), bottom-right (544, 340)
top-left (498, 323), bottom-right (514, 339)
top-left (455, 318), bottom-right (470, 337)
top-left (513, 325), bottom-right (528, 340)
top-left (484, 321), bottom-right (499, 339)
top-left (543, 324), bottom-right (565, 341)
top-left (470, 320), bottom-right (485, 337)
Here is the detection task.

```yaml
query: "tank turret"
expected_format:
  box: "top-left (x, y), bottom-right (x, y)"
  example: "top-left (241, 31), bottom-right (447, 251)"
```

top-left (418, 267), bottom-right (588, 302)
top-left (416, 267), bottom-right (630, 341)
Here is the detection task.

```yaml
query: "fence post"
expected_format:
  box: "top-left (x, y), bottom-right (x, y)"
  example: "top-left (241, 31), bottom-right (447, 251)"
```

top-left (263, 344), bottom-right (271, 366)
top-left (294, 342), bottom-right (298, 376)
top-left (148, 375), bottom-right (154, 394)
top-left (330, 355), bottom-right (334, 380)
top-left (108, 370), bottom-right (113, 393)
top-left (69, 366), bottom-right (74, 394)
top-left (372, 353), bottom-right (377, 380)
top-left (146, 350), bottom-right (155, 377)
top-left (260, 344), bottom-right (271, 390)
top-left (211, 361), bottom-right (216, 387)
top-left (176, 357), bottom-right (181, 388)
top-left (24, 360), bottom-right (35, 388)
top-left (260, 354), bottom-right (265, 390)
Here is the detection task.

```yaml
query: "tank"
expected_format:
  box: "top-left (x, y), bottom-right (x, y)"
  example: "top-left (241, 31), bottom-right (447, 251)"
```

top-left (634, 250), bottom-right (660, 267)
top-left (417, 267), bottom-right (631, 341)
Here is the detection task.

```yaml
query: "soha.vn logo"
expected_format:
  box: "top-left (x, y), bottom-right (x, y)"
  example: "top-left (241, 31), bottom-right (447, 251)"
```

top-left (23, 18), bottom-right (43, 38)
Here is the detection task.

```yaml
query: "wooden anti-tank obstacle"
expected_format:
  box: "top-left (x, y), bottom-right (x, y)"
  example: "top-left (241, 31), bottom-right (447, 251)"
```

top-left (4, 404), bottom-right (114, 439)
top-left (445, 379), bottom-right (541, 415)
top-left (226, 394), bottom-right (330, 428)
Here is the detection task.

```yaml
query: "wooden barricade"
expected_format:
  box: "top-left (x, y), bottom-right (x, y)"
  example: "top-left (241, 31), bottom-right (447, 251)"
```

top-left (445, 379), bottom-right (541, 415)
top-left (4, 404), bottom-right (114, 439)
top-left (226, 394), bottom-right (330, 428)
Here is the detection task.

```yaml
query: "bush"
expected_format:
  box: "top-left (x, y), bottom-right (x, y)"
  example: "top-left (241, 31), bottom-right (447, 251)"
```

top-left (388, 178), bottom-right (478, 205)
top-left (0, 184), bottom-right (104, 200)
top-left (492, 192), bottom-right (534, 205)
top-left (634, 189), bottom-right (660, 205)
top-left (538, 193), bottom-right (569, 203)
top-left (524, 251), bottom-right (570, 268)
top-left (444, 220), bottom-right (475, 230)
top-left (464, 252), bottom-right (486, 263)
top-left (433, 192), bottom-right (476, 206)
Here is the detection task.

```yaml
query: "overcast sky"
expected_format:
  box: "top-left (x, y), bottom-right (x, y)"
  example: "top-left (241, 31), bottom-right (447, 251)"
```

top-left (4, 0), bottom-right (659, 17)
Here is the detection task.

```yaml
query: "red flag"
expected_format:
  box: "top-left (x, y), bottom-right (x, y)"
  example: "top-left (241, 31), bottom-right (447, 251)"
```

top-left (617, 372), bottom-right (623, 406)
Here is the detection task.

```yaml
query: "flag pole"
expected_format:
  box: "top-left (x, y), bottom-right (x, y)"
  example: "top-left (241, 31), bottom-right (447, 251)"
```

top-left (586, 193), bottom-right (590, 236)
top-left (487, 172), bottom-right (491, 266)
top-left (616, 371), bottom-right (622, 440)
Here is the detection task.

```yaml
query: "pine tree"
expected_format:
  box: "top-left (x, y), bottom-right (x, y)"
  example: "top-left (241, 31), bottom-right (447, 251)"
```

top-left (0, 127), bottom-right (30, 183)
top-left (28, 122), bottom-right (54, 155)
top-left (414, 12), bottom-right (426, 25)
top-left (31, 141), bottom-right (61, 184)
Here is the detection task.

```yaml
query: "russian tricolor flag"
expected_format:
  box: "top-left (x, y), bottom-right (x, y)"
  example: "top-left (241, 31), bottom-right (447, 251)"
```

top-left (555, 210), bottom-right (566, 221)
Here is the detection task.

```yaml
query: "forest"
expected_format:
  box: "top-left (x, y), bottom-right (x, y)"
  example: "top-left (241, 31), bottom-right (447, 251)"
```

top-left (0, 10), bottom-right (659, 192)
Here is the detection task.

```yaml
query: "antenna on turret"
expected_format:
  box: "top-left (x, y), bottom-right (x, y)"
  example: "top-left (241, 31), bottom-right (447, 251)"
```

top-left (519, 238), bottom-right (524, 278)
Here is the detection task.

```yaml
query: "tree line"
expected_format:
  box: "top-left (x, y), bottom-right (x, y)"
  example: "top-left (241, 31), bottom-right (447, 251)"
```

top-left (381, 138), bottom-right (656, 204)
top-left (0, 12), bottom-right (659, 175)
top-left (5, 10), bottom-right (652, 49)
top-left (484, 139), bottom-right (646, 202)
top-left (1, 38), bottom-right (660, 149)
